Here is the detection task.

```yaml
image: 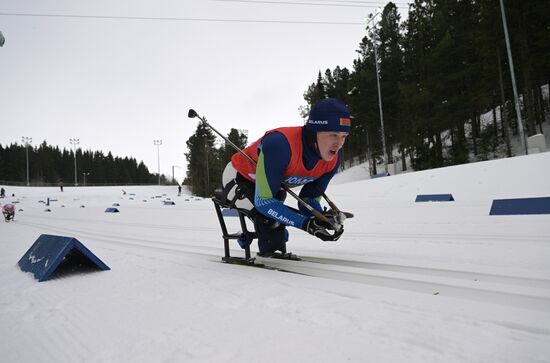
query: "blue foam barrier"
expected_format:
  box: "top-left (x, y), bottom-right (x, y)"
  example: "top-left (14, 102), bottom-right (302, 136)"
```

top-left (222, 208), bottom-right (240, 217)
top-left (18, 234), bottom-right (110, 282)
top-left (371, 172), bottom-right (390, 179)
top-left (415, 194), bottom-right (455, 202)
top-left (489, 197), bottom-right (550, 215)
top-left (105, 207), bottom-right (119, 213)
top-left (163, 201), bottom-right (176, 205)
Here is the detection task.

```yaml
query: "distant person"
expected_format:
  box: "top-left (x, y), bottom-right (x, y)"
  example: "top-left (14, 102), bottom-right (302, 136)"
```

top-left (2, 203), bottom-right (15, 222)
top-left (178, 184), bottom-right (182, 196)
top-left (0, 187), bottom-right (5, 198)
top-left (59, 181), bottom-right (64, 192)
top-left (220, 98), bottom-right (351, 256)
top-left (122, 189), bottom-right (127, 195)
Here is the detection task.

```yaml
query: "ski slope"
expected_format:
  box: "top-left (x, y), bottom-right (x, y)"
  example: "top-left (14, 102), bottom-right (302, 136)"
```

top-left (1, 152), bottom-right (550, 363)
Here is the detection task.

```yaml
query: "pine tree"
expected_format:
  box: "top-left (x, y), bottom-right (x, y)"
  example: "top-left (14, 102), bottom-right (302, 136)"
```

top-left (378, 2), bottom-right (404, 165)
top-left (302, 71), bottom-right (327, 118)
top-left (221, 128), bottom-right (248, 167)
top-left (185, 122), bottom-right (218, 197)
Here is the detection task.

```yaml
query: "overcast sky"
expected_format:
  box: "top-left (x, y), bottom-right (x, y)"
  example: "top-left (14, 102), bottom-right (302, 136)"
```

top-left (0, 0), bottom-right (409, 183)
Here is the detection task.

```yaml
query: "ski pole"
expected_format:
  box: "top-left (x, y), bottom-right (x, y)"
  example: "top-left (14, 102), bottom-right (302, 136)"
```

top-left (321, 192), bottom-right (340, 213)
top-left (188, 109), bottom-right (334, 226)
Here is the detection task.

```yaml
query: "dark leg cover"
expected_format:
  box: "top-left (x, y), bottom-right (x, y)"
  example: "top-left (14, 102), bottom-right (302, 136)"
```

top-left (255, 214), bottom-right (289, 254)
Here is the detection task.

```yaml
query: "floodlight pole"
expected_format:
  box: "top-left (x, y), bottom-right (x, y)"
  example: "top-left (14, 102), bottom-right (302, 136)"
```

top-left (153, 140), bottom-right (162, 185)
top-left (205, 142), bottom-right (210, 194)
top-left (69, 138), bottom-right (80, 186)
top-left (171, 165), bottom-right (181, 184)
top-left (367, 11), bottom-right (388, 172)
top-left (499, 0), bottom-right (527, 155)
top-left (22, 136), bottom-right (32, 186)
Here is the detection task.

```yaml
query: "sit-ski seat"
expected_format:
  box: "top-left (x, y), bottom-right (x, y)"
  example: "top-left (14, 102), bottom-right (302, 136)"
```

top-left (211, 189), bottom-right (259, 265)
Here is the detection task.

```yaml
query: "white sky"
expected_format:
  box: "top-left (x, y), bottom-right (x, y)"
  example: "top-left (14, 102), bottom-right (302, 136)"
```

top-left (0, 0), bottom-right (409, 182)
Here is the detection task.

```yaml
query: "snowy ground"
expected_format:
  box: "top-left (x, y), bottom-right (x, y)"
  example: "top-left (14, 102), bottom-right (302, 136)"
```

top-left (1, 152), bottom-right (550, 363)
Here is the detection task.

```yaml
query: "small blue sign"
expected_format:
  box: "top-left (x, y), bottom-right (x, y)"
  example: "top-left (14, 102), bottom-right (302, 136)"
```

top-left (371, 172), bottom-right (390, 179)
top-left (416, 194), bottom-right (455, 202)
top-left (490, 197), bottom-right (550, 215)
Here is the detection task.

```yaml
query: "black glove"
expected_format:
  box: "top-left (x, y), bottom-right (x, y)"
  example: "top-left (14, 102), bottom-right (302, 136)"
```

top-left (303, 216), bottom-right (344, 242)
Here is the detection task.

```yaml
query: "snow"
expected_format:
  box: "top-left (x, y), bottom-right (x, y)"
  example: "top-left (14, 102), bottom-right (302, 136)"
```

top-left (1, 152), bottom-right (550, 363)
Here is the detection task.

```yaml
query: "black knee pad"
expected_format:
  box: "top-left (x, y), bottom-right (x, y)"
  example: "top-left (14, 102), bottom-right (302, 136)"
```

top-left (255, 216), bottom-right (289, 254)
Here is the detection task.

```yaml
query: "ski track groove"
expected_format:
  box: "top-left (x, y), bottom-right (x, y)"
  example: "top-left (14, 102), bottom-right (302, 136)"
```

top-left (22, 211), bottom-right (548, 243)
top-left (18, 215), bottom-right (220, 249)
top-left (300, 256), bottom-right (550, 289)
top-left (255, 257), bottom-right (550, 312)
top-left (20, 212), bottom-right (220, 232)
top-left (16, 219), bottom-right (222, 257)
top-left (18, 218), bottom-right (550, 312)
top-left (344, 231), bottom-right (549, 244)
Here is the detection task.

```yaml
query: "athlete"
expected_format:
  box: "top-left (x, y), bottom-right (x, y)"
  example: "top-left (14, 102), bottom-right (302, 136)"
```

top-left (221, 98), bottom-right (351, 255)
top-left (2, 203), bottom-right (15, 222)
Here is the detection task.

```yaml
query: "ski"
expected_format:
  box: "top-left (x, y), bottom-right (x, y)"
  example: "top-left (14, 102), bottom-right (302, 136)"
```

top-left (221, 255), bottom-right (309, 275)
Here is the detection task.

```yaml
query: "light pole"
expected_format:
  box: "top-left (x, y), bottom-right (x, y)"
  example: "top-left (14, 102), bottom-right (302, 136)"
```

top-left (205, 142), bottom-right (210, 194)
top-left (171, 165), bottom-right (181, 184)
top-left (153, 139), bottom-right (162, 185)
top-left (499, 0), bottom-right (527, 155)
top-left (367, 11), bottom-right (389, 173)
top-left (22, 136), bottom-right (32, 186)
top-left (82, 172), bottom-right (90, 186)
top-left (69, 138), bottom-right (79, 186)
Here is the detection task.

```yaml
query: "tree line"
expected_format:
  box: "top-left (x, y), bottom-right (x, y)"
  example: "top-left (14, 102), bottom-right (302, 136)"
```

top-left (0, 141), bottom-right (163, 185)
top-left (304, 0), bottom-right (549, 173)
top-left (185, 124), bottom-right (248, 197)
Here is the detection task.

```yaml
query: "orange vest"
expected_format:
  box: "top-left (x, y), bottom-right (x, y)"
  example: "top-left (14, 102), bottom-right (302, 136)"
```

top-left (231, 126), bottom-right (338, 187)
